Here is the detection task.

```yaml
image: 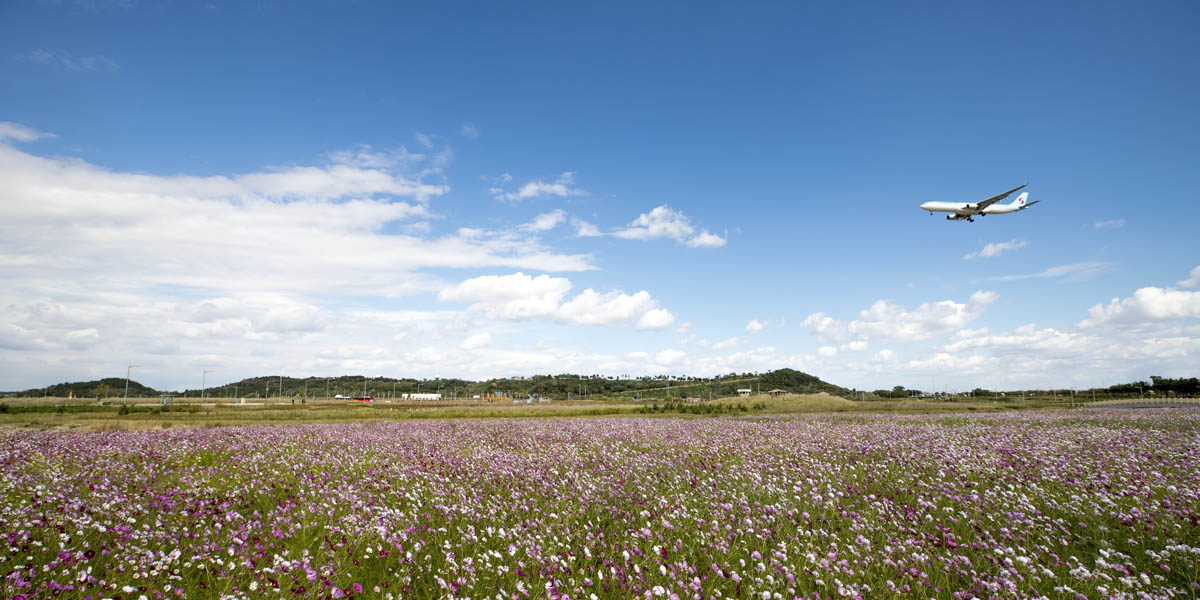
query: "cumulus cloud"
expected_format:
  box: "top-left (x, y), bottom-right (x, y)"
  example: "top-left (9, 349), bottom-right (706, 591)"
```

top-left (439, 273), bottom-right (572, 320)
top-left (459, 123), bottom-right (479, 139)
top-left (557, 289), bottom-right (656, 326)
top-left (963, 238), bottom-right (1027, 260)
top-left (612, 205), bottom-right (726, 248)
top-left (0, 138), bottom-right (618, 389)
top-left (1179, 266), bottom-right (1200, 288)
top-left (802, 291), bottom-right (997, 345)
top-left (800, 312), bottom-right (847, 343)
top-left (636, 308), bottom-right (676, 331)
top-left (572, 218), bottom-right (602, 238)
top-left (745, 319), bottom-right (766, 333)
top-left (460, 332), bottom-right (492, 350)
top-left (686, 230), bottom-right (727, 248)
top-left (1080, 287), bottom-right (1200, 327)
top-left (439, 272), bottom-right (671, 329)
top-left (491, 172), bottom-right (583, 203)
top-left (711, 337), bottom-right (740, 350)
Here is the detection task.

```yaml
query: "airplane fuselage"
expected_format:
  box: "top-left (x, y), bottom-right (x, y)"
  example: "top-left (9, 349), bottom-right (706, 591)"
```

top-left (919, 201), bottom-right (1022, 216)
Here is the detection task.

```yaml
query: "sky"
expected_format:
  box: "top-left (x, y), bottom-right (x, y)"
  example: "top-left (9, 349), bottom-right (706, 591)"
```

top-left (1, 0), bottom-right (1199, 393)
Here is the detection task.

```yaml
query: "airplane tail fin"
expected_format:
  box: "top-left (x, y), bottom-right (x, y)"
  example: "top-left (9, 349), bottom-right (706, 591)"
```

top-left (1012, 192), bottom-right (1030, 207)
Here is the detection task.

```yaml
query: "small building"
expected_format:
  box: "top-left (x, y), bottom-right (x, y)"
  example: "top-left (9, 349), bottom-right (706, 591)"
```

top-left (736, 388), bottom-right (752, 397)
top-left (767, 389), bottom-right (788, 398)
top-left (402, 393), bottom-right (442, 401)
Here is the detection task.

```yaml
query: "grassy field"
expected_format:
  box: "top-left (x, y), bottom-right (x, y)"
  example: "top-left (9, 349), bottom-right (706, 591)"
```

top-left (0, 392), bottom-right (1163, 430)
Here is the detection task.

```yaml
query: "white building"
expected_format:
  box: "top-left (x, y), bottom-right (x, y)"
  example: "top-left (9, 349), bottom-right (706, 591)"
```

top-left (402, 393), bottom-right (443, 401)
top-left (736, 388), bottom-right (752, 397)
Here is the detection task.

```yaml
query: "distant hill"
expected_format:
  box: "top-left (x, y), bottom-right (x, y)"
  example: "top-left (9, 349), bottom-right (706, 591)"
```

top-left (758, 368), bottom-right (854, 398)
top-left (13, 369), bottom-right (854, 401)
top-left (13, 378), bottom-right (160, 399)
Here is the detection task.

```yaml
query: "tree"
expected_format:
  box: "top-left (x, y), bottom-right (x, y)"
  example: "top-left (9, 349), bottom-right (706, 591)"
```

top-left (96, 383), bottom-right (110, 400)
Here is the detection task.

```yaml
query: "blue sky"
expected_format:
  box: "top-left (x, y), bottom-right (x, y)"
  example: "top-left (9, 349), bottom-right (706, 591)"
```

top-left (2, 0), bottom-right (1198, 392)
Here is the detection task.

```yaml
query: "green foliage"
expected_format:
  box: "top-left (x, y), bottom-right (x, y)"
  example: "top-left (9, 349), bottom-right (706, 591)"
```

top-left (758, 368), bottom-right (854, 398)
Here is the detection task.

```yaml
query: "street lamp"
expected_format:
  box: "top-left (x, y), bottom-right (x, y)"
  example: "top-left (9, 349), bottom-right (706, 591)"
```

top-left (202, 370), bottom-right (214, 399)
top-left (124, 364), bottom-right (140, 401)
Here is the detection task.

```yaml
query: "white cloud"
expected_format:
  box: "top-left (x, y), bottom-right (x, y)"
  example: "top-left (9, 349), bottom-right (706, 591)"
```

top-left (803, 292), bottom-right (997, 345)
top-left (989, 261), bottom-right (1112, 283)
top-left (557, 289), bottom-right (656, 326)
top-left (612, 205), bottom-right (726, 248)
top-left (460, 123), bottom-right (479, 139)
top-left (19, 49), bottom-right (119, 72)
top-left (1080, 287), bottom-right (1200, 327)
top-left (259, 304), bottom-right (322, 333)
top-left (745, 319), bottom-right (766, 333)
top-left (941, 324), bottom-right (1084, 354)
top-left (572, 218), bottom-right (602, 238)
top-left (712, 337), bottom-right (740, 350)
top-left (1179, 266), bottom-right (1200, 288)
top-left (523, 209), bottom-right (567, 232)
top-left (800, 312), bottom-right (847, 343)
top-left (1093, 219), bottom-right (1126, 230)
top-left (0, 122), bottom-right (56, 143)
top-left (674, 321), bottom-right (693, 334)
top-left (817, 346), bottom-right (838, 357)
top-left (963, 238), bottom-right (1027, 260)
top-left (460, 332), bottom-right (492, 350)
top-left (439, 272), bottom-right (572, 320)
top-left (840, 340), bottom-right (869, 352)
top-left (850, 291), bottom-right (997, 342)
top-left (636, 308), bottom-right (676, 331)
top-left (440, 273), bottom-right (671, 330)
top-left (686, 230), bottom-right (727, 248)
top-left (492, 172), bottom-right (583, 203)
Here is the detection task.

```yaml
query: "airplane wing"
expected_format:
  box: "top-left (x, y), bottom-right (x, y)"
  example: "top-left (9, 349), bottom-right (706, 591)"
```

top-left (975, 183), bottom-right (1028, 210)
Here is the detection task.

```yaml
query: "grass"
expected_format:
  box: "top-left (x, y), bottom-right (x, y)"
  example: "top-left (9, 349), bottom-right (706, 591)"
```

top-left (0, 392), bottom-right (1116, 431)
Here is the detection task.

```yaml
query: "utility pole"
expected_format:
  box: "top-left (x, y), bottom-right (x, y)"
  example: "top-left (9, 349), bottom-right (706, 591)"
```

top-left (234, 384), bottom-right (238, 399)
top-left (202, 370), bottom-right (213, 399)
top-left (124, 364), bottom-right (139, 401)
top-left (303, 381), bottom-right (308, 399)
top-left (326, 378), bottom-right (330, 398)
top-left (279, 375), bottom-right (284, 398)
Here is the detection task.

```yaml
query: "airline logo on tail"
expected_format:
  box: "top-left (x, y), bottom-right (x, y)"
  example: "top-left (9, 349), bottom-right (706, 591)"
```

top-left (1015, 192), bottom-right (1029, 206)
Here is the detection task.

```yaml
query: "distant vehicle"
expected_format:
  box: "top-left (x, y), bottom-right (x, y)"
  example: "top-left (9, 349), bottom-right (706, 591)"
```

top-left (352, 395), bottom-right (374, 402)
top-left (919, 183), bottom-right (1040, 222)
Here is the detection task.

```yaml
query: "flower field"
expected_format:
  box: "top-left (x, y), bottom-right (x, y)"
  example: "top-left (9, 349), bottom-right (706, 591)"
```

top-left (2, 411), bottom-right (1199, 599)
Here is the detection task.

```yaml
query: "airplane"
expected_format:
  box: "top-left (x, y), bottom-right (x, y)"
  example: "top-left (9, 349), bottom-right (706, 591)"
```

top-left (920, 183), bottom-right (1040, 222)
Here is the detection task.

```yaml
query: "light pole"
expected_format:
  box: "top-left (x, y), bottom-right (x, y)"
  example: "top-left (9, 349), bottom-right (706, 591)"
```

top-left (202, 370), bottom-right (213, 399)
top-left (326, 377), bottom-right (331, 398)
top-left (279, 375), bottom-right (284, 399)
top-left (124, 364), bottom-right (139, 401)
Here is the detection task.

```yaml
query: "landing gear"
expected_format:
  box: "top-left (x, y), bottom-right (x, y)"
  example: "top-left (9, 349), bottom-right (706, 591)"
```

top-left (967, 217), bottom-right (974, 222)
